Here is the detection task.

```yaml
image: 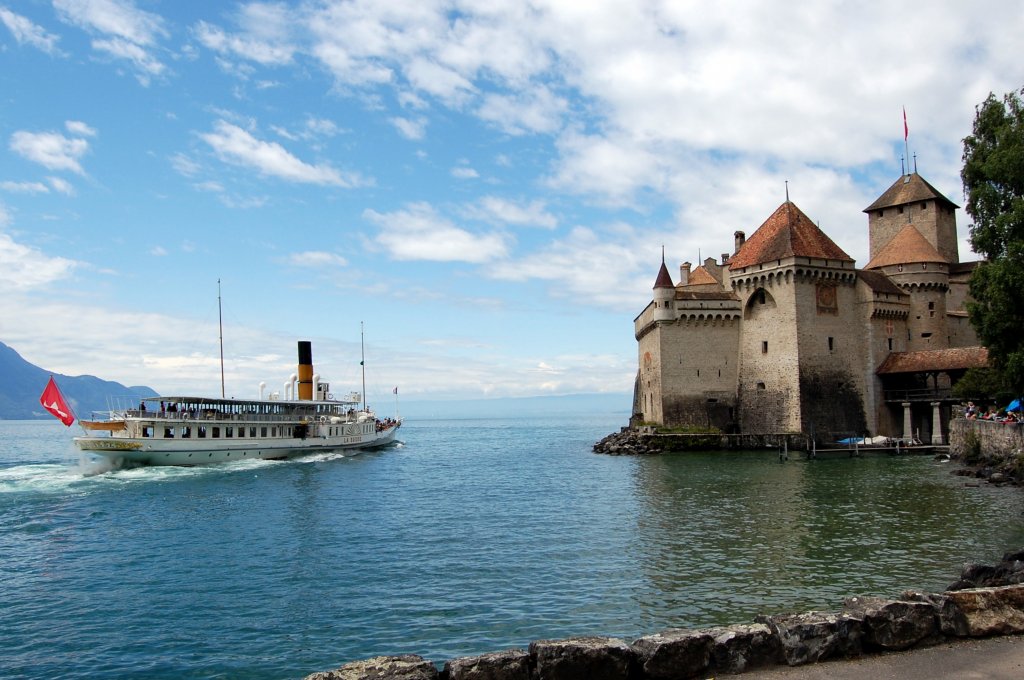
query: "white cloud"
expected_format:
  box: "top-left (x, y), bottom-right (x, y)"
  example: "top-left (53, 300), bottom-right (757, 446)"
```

top-left (9, 129), bottom-right (90, 174)
top-left (91, 36), bottom-right (165, 82)
top-left (47, 176), bottom-right (75, 195)
top-left (54, 0), bottom-right (168, 83)
top-left (465, 196), bottom-right (558, 229)
top-left (490, 225), bottom-right (651, 310)
top-left (54, 0), bottom-right (166, 45)
top-left (0, 231), bottom-right (78, 290)
top-left (364, 202), bottom-right (509, 263)
top-left (0, 7), bottom-right (62, 54)
top-left (193, 16), bottom-right (295, 66)
top-left (451, 165), bottom-right (479, 179)
top-left (170, 152), bottom-right (201, 177)
top-left (193, 181), bottom-right (224, 193)
top-left (477, 86), bottom-right (568, 135)
top-left (0, 181), bottom-right (49, 194)
top-left (65, 120), bottom-right (97, 136)
top-left (287, 251), bottom-right (347, 268)
top-left (390, 116), bottom-right (427, 140)
top-left (200, 120), bottom-right (367, 187)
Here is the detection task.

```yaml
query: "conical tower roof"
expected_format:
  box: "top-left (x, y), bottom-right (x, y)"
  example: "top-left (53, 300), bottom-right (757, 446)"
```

top-left (864, 172), bottom-right (958, 212)
top-left (729, 201), bottom-right (853, 270)
top-left (864, 223), bottom-right (947, 269)
top-left (653, 260), bottom-right (674, 289)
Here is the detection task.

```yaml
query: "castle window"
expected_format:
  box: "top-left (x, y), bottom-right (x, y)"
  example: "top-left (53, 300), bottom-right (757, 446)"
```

top-left (921, 332), bottom-right (932, 338)
top-left (898, 206), bottom-right (904, 214)
top-left (897, 264), bottom-right (903, 272)
top-left (762, 341), bottom-right (768, 354)
top-left (757, 382), bottom-right (766, 390)
top-left (888, 338), bottom-right (893, 351)
top-left (828, 337), bottom-right (834, 351)
top-left (922, 263), bottom-right (927, 270)
top-left (928, 301), bottom-right (935, 310)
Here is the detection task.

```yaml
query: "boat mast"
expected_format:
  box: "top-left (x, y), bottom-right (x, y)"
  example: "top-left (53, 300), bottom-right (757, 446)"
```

top-left (360, 321), bottom-right (366, 412)
top-left (218, 279), bottom-right (225, 399)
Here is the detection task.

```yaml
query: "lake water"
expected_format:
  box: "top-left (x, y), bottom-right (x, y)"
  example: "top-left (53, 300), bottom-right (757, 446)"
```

top-left (2, 415), bottom-right (1024, 679)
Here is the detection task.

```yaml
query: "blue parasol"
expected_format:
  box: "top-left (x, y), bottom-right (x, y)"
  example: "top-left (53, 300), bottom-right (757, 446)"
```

top-left (1007, 399), bottom-right (1022, 412)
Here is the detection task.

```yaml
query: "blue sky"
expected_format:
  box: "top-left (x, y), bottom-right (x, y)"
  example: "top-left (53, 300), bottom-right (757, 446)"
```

top-left (1, 1), bottom-right (1021, 404)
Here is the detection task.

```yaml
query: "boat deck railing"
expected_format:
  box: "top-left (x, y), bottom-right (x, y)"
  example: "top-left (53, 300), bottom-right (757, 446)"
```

top-left (112, 408), bottom-right (369, 424)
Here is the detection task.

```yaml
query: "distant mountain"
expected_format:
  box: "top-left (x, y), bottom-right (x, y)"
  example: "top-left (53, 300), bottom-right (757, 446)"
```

top-left (0, 340), bottom-right (158, 420)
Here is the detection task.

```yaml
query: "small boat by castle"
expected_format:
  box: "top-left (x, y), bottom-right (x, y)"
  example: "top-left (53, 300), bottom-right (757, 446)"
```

top-left (72, 340), bottom-right (401, 466)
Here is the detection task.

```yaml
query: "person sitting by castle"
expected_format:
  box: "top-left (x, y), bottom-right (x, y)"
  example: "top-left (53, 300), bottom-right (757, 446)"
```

top-left (965, 402), bottom-right (978, 419)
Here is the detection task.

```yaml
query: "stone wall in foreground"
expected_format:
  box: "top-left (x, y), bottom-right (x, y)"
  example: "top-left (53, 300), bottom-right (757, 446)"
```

top-left (306, 552), bottom-right (1024, 680)
top-left (949, 418), bottom-right (1024, 483)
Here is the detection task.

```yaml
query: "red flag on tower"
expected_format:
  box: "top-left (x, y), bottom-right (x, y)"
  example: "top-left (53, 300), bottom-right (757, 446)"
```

top-left (903, 106), bottom-right (908, 140)
top-left (40, 376), bottom-right (75, 426)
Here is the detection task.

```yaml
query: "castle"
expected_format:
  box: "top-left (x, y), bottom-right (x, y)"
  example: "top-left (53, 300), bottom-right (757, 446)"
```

top-left (633, 171), bottom-right (987, 444)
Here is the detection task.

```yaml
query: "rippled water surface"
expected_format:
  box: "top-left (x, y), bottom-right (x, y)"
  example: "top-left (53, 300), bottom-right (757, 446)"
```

top-left (2, 416), bottom-right (1024, 679)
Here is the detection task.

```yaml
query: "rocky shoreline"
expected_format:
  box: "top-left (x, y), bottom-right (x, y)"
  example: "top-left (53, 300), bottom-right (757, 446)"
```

top-left (306, 553), bottom-right (1024, 680)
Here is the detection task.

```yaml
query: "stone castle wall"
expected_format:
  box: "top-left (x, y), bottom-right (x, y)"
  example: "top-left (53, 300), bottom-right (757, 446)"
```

top-left (949, 417), bottom-right (1024, 475)
top-left (735, 278), bottom-right (802, 433)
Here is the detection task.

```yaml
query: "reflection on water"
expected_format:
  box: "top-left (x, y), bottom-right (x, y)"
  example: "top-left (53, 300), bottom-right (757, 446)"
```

top-left (3, 418), bottom-right (1024, 678)
top-left (629, 452), bottom-right (1024, 628)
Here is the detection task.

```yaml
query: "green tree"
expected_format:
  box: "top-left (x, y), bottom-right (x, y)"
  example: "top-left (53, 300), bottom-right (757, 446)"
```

top-left (962, 87), bottom-right (1024, 395)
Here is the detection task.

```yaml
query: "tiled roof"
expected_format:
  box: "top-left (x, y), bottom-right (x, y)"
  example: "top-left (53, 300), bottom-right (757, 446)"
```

top-left (728, 202), bottom-right (853, 270)
top-left (864, 173), bottom-right (959, 212)
top-left (865, 224), bottom-right (947, 269)
top-left (654, 260), bottom-right (674, 288)
top-left (876, 346), bottom-right (988, 374)
top-left (857, 270), bottom-right (907, 297)
top-left (687, 265), bottom-right (718, 285)
top-left (676, 290), bottom-right (738, 300)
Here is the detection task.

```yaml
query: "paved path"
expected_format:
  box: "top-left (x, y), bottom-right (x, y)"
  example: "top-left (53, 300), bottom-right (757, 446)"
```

top-left (735, 635), bottom-right (1024, 679)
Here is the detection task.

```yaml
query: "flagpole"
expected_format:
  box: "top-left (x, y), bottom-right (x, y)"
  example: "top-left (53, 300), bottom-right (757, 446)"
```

top-left (360, 321), bottom-right (366, 413)
top-left (218, 279), bottom-right (225, 398)
top-left (903, 106), bottom-right (910, 176)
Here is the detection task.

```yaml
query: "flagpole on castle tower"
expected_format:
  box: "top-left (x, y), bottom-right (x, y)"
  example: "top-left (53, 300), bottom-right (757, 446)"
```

top-left (903, 106), bottom-right (910, 177)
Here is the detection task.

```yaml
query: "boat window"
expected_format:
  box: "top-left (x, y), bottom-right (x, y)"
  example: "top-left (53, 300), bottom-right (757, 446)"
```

top-left (271, 427), bottom-right (278, 437)
top-left (212, 427), bottom-right (220, 438)
top-left (143, 426), bottom-right (152, 438)
top-left (249, 427), bottom-right (256, 438)
top-left (226, 426), bottom-right (233, 438)
top-left (164, 427), bottom-right (174, 438)
top-left (260, 427), bottom-right (268, 438)
top-left (182, 426), bottom-right (192, 438)
top-left (198, 426), bottom-right (207, 439)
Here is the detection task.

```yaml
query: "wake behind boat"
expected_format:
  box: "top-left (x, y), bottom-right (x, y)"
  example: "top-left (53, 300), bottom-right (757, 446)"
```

top-left (72, 341), bottom-right (401, 466)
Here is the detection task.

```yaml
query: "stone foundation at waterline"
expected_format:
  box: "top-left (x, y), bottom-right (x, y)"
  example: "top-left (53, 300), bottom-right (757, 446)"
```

top-left (306, 552), bottom-right (1024, 680)
top-left (949, 418), bottom-right (1024, 484)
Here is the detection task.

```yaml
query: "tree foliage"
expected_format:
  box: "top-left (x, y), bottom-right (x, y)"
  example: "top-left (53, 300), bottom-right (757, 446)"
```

top-left (951, 367), bottom-right (1013, 403)
top-left (963, 87), bottom-right (1024, 395)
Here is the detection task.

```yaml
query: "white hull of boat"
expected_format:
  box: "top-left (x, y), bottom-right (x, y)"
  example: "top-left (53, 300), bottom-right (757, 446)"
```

top-left (76, 424), bottom-right (400, 467)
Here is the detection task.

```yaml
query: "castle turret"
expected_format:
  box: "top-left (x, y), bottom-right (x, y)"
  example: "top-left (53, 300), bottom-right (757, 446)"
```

top-left (653, 258), bottom-right (675, 321)
top-left (865, 223), bottom-right (949, 350)
top-left (864, 172), bottom-right (960, 265)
